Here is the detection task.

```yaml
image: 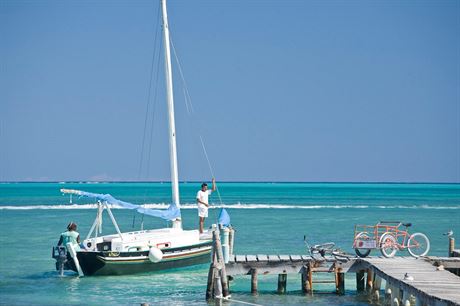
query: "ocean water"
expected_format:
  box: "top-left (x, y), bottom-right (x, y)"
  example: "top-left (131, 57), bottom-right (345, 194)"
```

top-left (0, 182), bottom-right (459, 305)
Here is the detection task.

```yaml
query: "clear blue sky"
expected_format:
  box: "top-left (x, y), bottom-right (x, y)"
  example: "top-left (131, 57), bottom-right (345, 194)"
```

top-left (1, 0), bottom-right (459, 182)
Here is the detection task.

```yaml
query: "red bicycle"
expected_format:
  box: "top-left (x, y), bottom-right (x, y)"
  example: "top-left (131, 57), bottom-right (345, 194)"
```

top-left (353, 221), bottom-right (430, 258)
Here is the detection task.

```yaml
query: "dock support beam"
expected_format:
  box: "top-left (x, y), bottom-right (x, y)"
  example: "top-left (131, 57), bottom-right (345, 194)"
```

top-left (277, 273), bottom-right (287, 294)
top-left (251, 268), bottom-right (258, 295)
top-left (356, 270), bottom-right (365, 292)
top-left (449, 237), bottom-right (455, 257)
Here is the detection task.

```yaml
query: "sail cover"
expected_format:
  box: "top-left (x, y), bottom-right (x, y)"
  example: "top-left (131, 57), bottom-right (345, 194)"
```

top-left (60, 189), bottom-right (181, 221)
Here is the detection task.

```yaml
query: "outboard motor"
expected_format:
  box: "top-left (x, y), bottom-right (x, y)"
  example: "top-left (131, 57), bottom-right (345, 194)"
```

top-left (52, 246), bottom-right (68, 276)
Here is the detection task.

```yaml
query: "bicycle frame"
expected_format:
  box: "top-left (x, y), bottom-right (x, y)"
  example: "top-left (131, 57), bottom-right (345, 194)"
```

top-left (353, 221), bottom-right (411, 250)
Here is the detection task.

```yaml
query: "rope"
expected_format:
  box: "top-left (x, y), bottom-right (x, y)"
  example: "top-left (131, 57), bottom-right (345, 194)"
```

top-left (170, 38), bottom-right (194, 114)
top-left (138, 0), bottom-right (162, 181)
top-left (200, 136), bottom-right (223, 205)
top-left (145, 36), bottom-right (163, 180)
top-left (167, 21), bottom-right (225, 228)
top-left (170, 34), bottom-right (225, 222)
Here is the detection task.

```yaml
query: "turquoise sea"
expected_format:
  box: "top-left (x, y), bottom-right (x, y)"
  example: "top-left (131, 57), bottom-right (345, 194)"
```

top-left (1, 182), bottom-right (459, 305)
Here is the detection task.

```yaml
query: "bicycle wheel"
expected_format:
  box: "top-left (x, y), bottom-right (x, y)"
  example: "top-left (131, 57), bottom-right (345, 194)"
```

top-left (379, 233), bottom-right (397, 258)
top-left (354, 232), bottom-right (372, 258)
top-left (407, 232), bottom-right (430, 257)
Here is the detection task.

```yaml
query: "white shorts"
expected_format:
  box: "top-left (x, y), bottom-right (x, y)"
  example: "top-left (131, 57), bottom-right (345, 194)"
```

top-left (198, 204), bottom-right (208, 218)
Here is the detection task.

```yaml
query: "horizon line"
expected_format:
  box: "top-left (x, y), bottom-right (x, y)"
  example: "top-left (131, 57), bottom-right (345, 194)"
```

top-left (0, 180), bottom-right (459, 184)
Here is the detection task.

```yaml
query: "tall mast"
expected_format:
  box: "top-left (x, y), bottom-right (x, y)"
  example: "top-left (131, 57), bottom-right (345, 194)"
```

top-left (161, 0), bottom-right (181, 211)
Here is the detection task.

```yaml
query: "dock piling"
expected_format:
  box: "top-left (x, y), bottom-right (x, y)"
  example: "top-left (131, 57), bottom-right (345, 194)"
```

top-left (372, 275), bottom-right (382, 301)
top-left (402, 290), bottom-right (410, 306)
top-left (214, 271), bottom-right (223, 299)
top-left (301, 265), bottom-right (312, 294)
top-left (336, 270), bottom-right (345, 295)
top-left (366, 269), bottom-right (373, 292)
top-left (384, 284), bottom-right (392, 306)
top-left (228, 228), bottom-right (235, 256)
top-left (221, 227), bottom-right (230, 264)
top-left (213, 229), bottom-right (230, 298)
top-left (277, 273), bottom-right (287, 294)
top-left (250, 268), bottom-right (258, 295)
top-left (356, 270), bottom-right (365, 292)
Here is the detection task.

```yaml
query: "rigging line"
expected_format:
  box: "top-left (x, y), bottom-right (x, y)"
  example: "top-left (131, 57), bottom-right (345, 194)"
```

top-left (138, 0), bottom-right (162, 180)
top-left (170, 37), bottom-right (195, 114)
top-left (145, 33), bottom-right (164, 180)
top-left (200, 136), bottom-right (223, 205)
top-left (170, 35), bottom-right (223, 209)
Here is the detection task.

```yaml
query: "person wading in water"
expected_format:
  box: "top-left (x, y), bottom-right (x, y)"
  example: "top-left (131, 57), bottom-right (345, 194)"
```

top-left (57, 222), bottom-right (81, 251)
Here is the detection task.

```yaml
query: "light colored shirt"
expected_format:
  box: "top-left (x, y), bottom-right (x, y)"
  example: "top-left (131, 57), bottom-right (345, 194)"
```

top-left (61, 230), bottom-right (81, 251)
top-left (196, 190), bottom-right (212, 205)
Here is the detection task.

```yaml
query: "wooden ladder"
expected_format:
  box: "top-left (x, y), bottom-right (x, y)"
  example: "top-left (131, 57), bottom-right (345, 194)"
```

top-left (303, 261), bottom-right (345, 295)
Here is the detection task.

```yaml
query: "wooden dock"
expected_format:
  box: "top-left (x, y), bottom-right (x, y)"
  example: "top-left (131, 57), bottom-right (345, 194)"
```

top-left (359, 257), bottom-right (460, 306)
top-left (206, 229), bottom-right (460, 305)
top-left (221, 255), bottom-right (460, 305)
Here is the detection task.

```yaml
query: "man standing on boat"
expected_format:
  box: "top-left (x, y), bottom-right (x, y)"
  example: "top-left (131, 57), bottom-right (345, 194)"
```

top-left (196, 178), bottom-right (216, 234)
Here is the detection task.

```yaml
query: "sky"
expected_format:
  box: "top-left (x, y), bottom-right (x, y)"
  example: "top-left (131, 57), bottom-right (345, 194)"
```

top-left (0, 0), bottom-right (459, 183)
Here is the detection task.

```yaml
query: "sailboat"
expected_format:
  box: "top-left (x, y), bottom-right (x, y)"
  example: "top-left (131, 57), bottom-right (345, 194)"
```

top-left (52, 0), bottom-right (213, 276)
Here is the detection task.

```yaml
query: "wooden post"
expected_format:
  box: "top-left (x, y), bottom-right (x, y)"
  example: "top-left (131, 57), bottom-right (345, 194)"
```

top-left (336, 272), bottom-right (345, 295)
top-left (251, 268), bottom-right (258, 295)
top-left (206, 236), bottom-right (218, 301)
top-left (227, 276), bottom-right (231, 292)
top-left (390, 284), bottom-right (399, 306)
top-left (228, 227), bottom-right (235, 256)
top-left (366, 269), bottom-right (373, 292)
top-left (308, 261), bottom-right (313, 294)
top-left (277, 273), bottom-right (287, 294)
top-left (206, 265), bottom-right (216, 300)
top-left (384, 285), bottom-right (392, 306)
top-left (356, 270), bottom-right (365, 292)
top-left (214, 270), bottom-right (223, 299)
top-left (449, 237), bottom-right (455, 257)
top-left (372, 275), bottom-right (382, 302)
top-left (213, 230), bottom-right (230, 298)
top-left (301, 266), bottom-right (311, 293)
top-left (402, 291), bottom-right (410, 306)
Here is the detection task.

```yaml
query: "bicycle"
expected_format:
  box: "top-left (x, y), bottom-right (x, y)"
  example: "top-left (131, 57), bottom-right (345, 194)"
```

top-left (353, 221), bottom-right (430, 258)
top-left (304, 236), bottom-right (351, 262)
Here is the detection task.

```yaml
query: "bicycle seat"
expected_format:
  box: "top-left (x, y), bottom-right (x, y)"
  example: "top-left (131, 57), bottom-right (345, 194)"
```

top-left (403, 223), bottom-right (412, 227)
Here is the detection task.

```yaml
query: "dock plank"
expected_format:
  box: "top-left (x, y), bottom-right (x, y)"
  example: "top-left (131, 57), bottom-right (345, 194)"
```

top-left (246, 255), bottom-right (257, 262)
top-left (256, 254), bottom-right (268, 262)
top-left (268, 255), bottom-right (281, 262)
top-left (279, 255), bottom-right (290, 261)
top-left (235, 255), bottom-right (246, 263)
